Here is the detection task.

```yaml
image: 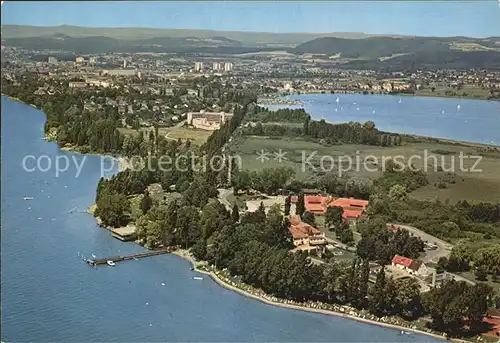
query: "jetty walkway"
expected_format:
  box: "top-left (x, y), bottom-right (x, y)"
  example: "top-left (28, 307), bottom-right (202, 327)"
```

top-left (86, 248), bottom-right (173, 266)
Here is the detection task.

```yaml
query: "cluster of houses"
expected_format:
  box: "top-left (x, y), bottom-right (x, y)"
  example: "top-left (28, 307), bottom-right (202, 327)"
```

top-left (285, 196), bottom-right (369, 248)
top-left (290, 195), bottom-right (369, 221)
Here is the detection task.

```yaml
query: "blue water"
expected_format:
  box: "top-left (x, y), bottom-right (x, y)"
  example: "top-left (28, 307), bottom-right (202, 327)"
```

top-left (1, 97), bottom-right (440, 342)
top-left (264, 93), bottom-right (500, 145)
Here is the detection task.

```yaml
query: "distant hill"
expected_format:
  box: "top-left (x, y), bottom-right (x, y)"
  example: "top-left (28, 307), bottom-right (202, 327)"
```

top-left (293, 36), bottom-right (500, 58)
top-left (337, 50), bottom-right (500, 71)
top-left (2, 25), bottom-right (499, 70)
top-left (0, 25), bottom-right (406, 46)
top-left (2, 34), bottom-right (247, 54)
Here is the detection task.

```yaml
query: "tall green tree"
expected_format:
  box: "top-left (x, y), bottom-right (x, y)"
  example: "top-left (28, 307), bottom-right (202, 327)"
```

top-left (325, 206), bottom-right (344, 229)
top-left (284, 195), bottom-right (291, 216)
top-left (296, 193), bottom-right (305, 216)
top-left (140, 190), bottom-right (153, 214)
top-left (231, 204), bottom-right (240, 223)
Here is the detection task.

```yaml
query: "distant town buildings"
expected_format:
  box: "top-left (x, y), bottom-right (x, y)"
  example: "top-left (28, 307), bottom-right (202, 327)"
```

top-left (194, 62), bottom-right (203, 72)
top-left (101, 69), bottom-right (137, 76)
top-left (224, 62), bottom-right (233, 72)
top-left (187, 111), bottom-right (233, 131)
top-left (75, 56), bottom-right (85, 64)
top-left (47, 56), bottom-right (58, 65)
top-left (211, 62), bottom-right (234, 72)
top-left (88, 56), bottom-right (96, 65)
top-left (123, 59), bottom-right (127, 68)
top-left (68, 81), bottom-right (87, 88)
top-left (283, 81), bottom-right (293, 91)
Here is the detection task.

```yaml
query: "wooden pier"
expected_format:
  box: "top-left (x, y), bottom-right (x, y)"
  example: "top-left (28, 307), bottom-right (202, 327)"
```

top-left (86, 248), bottom-right (173, 266)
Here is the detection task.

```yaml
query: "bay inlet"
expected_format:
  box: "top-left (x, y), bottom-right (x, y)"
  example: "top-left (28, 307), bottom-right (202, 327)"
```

top-left (264, 93), bottom-right (500, 146)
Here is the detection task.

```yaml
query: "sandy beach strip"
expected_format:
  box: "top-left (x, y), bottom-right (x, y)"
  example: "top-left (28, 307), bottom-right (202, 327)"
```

top-left (171, 249), bottom-right (466, 342)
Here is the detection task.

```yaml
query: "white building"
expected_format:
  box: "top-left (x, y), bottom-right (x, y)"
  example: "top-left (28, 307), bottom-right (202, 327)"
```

top-left (75, 56), bottom-right (85, 64)
top-left (212, 62), bottom-right (222, 71)
top-left (48, 56), bottom-right (58, 64)
top-left (187, 111), bottom-right (233, 131)
top-left (224, 62), bottom-right (233, 72)
top-left (194, 62), bottom-right (204, 72)
top-left (392, 255), bottom-right (430, 277)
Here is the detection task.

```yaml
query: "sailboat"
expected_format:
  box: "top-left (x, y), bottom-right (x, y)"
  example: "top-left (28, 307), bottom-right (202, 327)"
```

top-left (335, 97), bottom-right (340, 103)
top-left (457, 104), bottom-right (461, 110)
top-left (398, 98), bottom-right (402, 104)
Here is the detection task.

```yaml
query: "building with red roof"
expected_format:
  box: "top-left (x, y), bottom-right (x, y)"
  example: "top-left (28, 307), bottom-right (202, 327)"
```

top-left (289, 216), bottom-right (326, 247)
top-left (290, 196), bottom-right (368, 220)
top-left (392, 255), bottom-right (430, 277)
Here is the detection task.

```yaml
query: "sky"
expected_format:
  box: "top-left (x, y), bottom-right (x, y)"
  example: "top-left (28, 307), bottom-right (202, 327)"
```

top-left (1, 1), bottom-right (500, 38)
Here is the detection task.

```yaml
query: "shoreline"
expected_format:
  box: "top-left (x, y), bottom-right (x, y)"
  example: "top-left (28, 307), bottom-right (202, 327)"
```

top-left (262, 90), bottom-right (498, 102)
top-left (3, 95), bottom-right (486, 342)
top-left (171, 250), bottom-right (459, 343)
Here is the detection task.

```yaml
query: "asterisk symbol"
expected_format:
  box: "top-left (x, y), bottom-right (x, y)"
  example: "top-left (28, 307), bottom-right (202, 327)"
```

top-left (273, 149), bottom-right (288, 163)
top-left (256, 149), bottom-right (270, 163)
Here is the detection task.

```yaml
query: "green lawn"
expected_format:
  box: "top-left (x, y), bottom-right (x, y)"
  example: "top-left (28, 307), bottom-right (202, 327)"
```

top-left (231, 136), bottom-right (500, 203)
top-left (129, 184), bottom-right (182, 220)
top-left (457, 271), bottom-right (500, 294)
top-left (416, 85), bottom-right (491, 100)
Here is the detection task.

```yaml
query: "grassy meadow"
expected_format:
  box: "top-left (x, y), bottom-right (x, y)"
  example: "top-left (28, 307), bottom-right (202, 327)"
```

top-left (229, 136), bottom-right (500, 203)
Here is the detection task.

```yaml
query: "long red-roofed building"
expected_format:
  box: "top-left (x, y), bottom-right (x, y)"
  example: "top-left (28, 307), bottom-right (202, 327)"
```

top-left (290, 196), bottom-right (369, 220)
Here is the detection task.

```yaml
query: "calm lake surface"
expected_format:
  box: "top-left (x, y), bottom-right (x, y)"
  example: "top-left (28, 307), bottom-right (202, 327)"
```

top-left (264, 93), bottom-right (500, 145)
top-left (1, 97), bottom-right (440, 342)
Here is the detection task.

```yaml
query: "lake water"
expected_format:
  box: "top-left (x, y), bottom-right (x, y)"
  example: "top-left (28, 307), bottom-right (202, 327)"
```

top-left (264, 93), bottom-right (500, 145)
top-left (1, 97), bottom-right (440, 342)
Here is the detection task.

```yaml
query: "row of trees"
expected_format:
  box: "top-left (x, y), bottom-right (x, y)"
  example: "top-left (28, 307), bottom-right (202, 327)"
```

top-left (441, 241), bottom-right (500, 277)
top-left (231, 167), bottom-right (295, 195)
top-left (248, 107), bottom-right (311, 123)
top-left (242, 116), bottom-right (404, 147)
top-left (356, 219), bottom-right (425, 264)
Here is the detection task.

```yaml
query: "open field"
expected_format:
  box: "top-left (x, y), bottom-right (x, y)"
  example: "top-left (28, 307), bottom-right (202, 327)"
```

top-left (230, 136), bottom-right (500, 203)
top-left (117, 126), bottom-right (211, 146)
top-left (159, 126), bottom-right (212, 146)
top-left (457, 271), bottom-right (500, 294)
top-left (415, 85), bottom-right (492, 99)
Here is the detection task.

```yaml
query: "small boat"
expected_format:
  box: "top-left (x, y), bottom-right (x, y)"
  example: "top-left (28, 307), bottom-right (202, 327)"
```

top-left (400, 330), bottom-right (411, 335)
top-left (107, 260), bottom-right (116, 267)
top-left (23, 196), bottom-right (34, 200)
top-left (193, 276), bottom-right (203, 280)
top-left (190, 267), bottom-right (194, 271)
top-left (161, 282), bottom-right (166, 286)
top-left (398, 98), bottom-right (402, 104)
top-left (91, 253), bottom-right (96, 258)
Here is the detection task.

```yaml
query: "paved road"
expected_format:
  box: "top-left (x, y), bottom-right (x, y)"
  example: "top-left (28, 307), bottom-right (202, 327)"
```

top-left (217, 188), bottom-right (234, 212)
top-left (388, 223), bottom-right (453, 264)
